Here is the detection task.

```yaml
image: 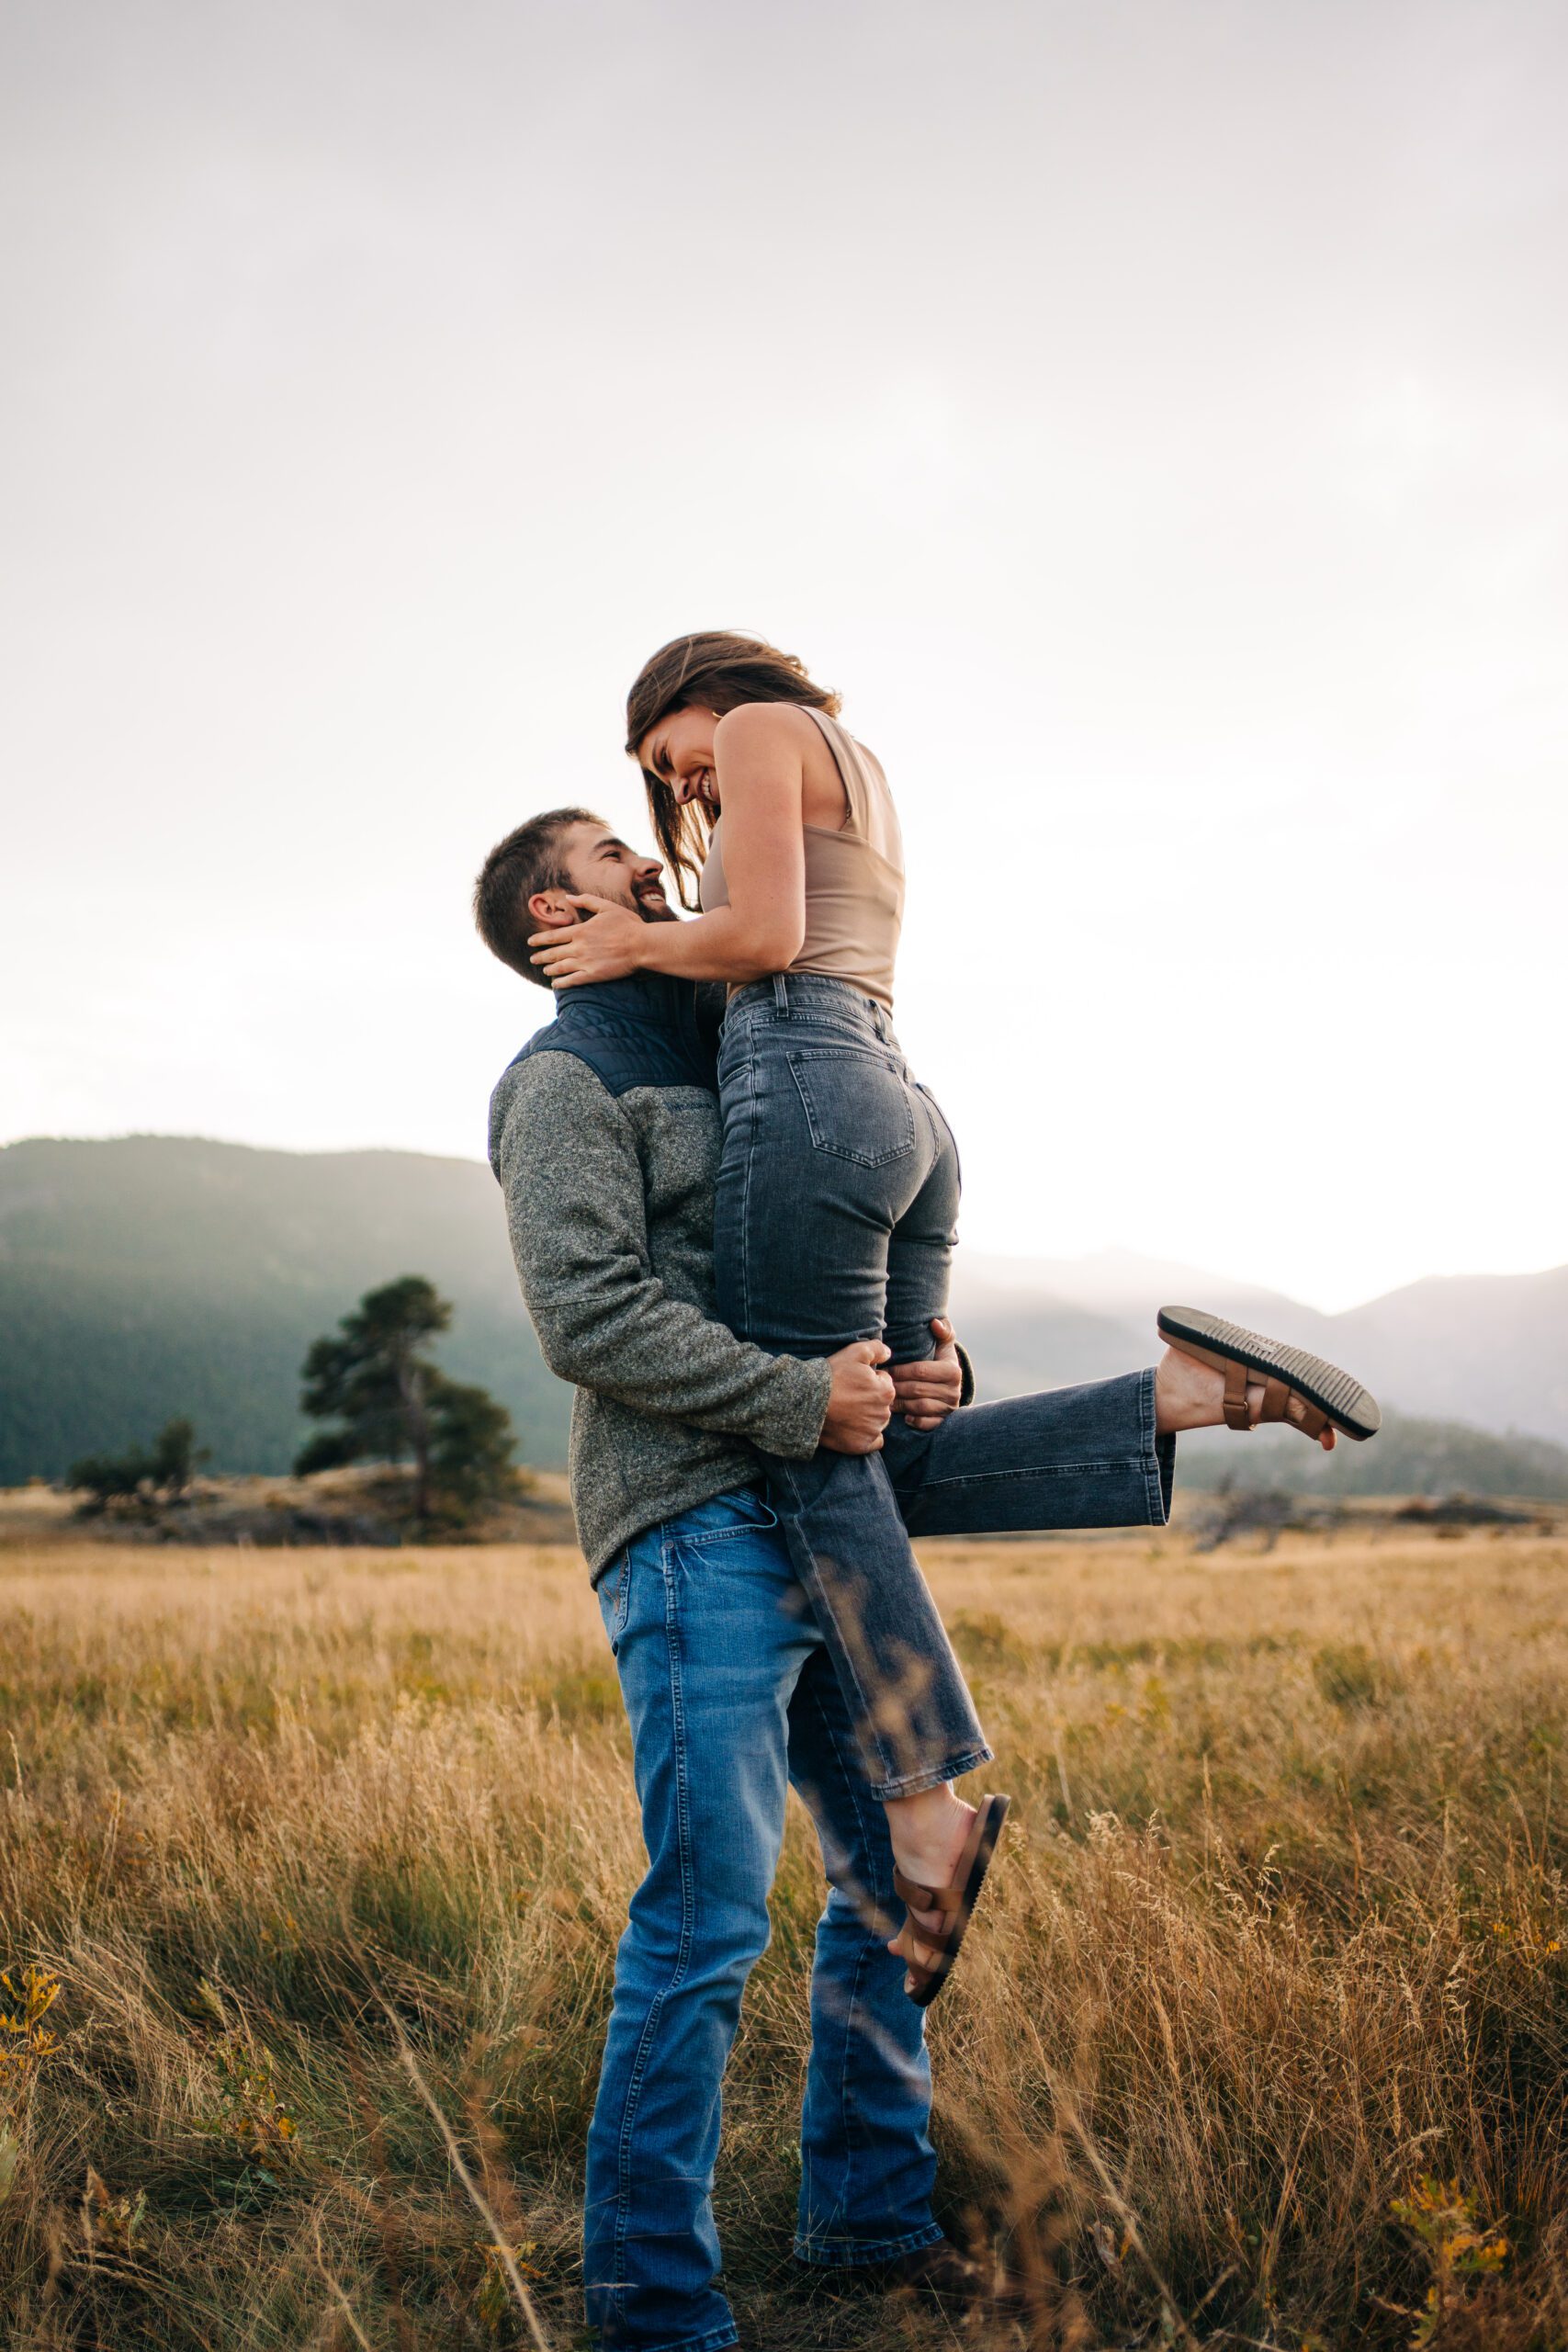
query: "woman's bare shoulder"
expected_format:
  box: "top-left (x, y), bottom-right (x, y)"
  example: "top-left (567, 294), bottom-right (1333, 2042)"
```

top-left (713, 701), bottom-right (826, 755)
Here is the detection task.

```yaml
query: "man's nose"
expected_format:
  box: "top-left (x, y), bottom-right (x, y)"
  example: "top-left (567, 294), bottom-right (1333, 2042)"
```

top-left (635, 856), bottom-right (664, 883)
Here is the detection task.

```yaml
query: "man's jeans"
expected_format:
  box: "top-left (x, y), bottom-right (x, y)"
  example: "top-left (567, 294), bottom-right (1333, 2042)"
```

top-left (585, 1370), bottom-right (1174, 2351)
top-left (586, 1487), bottom-right (942, 2352)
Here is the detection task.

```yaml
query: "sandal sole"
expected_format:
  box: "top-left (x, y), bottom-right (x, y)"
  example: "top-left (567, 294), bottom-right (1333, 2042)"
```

top-left (1156, 1305), bottom-right (1382, 1442)
top-left (907, 1792), bottom-right (1011, 2011)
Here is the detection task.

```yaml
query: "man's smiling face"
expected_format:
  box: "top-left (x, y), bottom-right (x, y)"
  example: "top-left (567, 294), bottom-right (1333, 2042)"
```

top-left (534, 821), bottom-right (675, 927)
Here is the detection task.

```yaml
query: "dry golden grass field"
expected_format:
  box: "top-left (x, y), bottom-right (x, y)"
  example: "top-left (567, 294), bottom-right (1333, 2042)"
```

top-left (2, 1521), bottom-right (1566, 2350)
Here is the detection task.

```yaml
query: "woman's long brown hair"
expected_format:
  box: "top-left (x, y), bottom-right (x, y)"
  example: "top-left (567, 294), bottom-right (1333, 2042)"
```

top-left (625, 631), bottom-right (840, 908)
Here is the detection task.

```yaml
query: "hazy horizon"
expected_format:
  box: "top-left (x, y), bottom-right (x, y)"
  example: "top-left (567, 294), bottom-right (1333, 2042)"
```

top-left (5, 1), bottom-right (1565, 1314)
top-left (5, 1125), bottom-right (1562, 1320)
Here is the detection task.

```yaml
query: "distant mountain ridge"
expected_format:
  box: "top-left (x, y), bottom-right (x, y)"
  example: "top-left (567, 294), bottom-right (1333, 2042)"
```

top-left (2, 1136), bottom-right (1564, 1489)
top-left (948, 1247), bottom-right (1568, 1447)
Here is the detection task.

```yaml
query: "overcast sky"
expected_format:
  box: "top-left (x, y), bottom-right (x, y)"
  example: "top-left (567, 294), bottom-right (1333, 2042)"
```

top-left (4, 0), bottom-right (1564, 1311)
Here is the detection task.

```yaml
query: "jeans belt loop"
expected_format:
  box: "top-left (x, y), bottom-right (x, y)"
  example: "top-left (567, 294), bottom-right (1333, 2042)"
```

top-left (773, 973), bottom-right (789, 1013)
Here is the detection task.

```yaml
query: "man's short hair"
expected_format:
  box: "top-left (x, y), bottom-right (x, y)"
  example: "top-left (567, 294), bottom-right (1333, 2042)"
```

top-left (474, 807), bottom-right (604, 986)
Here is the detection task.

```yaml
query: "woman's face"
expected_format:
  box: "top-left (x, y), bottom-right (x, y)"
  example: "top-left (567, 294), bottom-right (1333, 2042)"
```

top-left (637, 705), bottom-right (719, 814)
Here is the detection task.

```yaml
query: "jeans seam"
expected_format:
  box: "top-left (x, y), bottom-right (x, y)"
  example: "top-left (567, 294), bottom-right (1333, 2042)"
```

top-left (767, 1458), bottom-right (895, 1791)
top-left (729, 1005), bottom-right (874, 1028)
top-left (838, 1714), bottom-right (896, 2220)
top-left (610, 1530), bottom-right (696, 2294)
top-left (912, 1083), bottom-right (947, 1159)
top-left (733, 1050), bottom-right (755, 1340)
top-left (892, 1459), bottom-right (1137, 1495)
top-left (818, 1668), bottom-right (874, 2225)
top-left (795, 1667), bottom-right (938, 2266)
top-left (677, 1518), bottom-right (778, 1547)
top-left (608, 1550), bottom-right (631, 1644)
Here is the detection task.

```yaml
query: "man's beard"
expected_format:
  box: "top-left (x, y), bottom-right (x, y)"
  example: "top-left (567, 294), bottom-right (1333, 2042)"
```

top-left (631, 881), bottom-right (678, 924)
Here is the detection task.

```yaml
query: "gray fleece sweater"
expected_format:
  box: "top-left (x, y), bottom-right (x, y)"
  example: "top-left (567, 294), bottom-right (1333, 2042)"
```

top-left (487, 977), bottom-right (831, 1577)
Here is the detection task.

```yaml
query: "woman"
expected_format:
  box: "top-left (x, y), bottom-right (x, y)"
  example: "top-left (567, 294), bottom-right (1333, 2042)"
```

top-left (529, 631), bottom-right (1380, 1999)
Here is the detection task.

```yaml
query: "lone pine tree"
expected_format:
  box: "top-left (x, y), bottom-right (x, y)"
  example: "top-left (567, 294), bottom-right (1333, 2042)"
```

top-left (296, 1275), bottom-right (515, 1524)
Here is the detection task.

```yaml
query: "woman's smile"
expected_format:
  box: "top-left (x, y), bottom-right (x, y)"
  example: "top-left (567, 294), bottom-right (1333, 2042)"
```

top-left (674, 769), bottom-right (718, 812)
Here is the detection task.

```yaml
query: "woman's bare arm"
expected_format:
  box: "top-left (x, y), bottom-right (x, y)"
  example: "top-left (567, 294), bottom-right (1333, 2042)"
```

top-left (528, 706), bottom-right (812, 989)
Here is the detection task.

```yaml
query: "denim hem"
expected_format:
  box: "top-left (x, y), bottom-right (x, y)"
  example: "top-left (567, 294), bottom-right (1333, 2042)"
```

top-left (1155, 1430), bottom-right (1176, 1521)
top-left (869, 1745), bottom-right (994, 1801)
top-left (1137, 1365), bottom-right (1170, 1528)
top-left (592, 2324), bottom-right (739, 2352)
top-left (793, 2221), bottom-right (947, 2268)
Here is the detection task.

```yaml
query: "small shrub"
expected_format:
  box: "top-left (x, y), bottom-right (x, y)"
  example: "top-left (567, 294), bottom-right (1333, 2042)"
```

top-left (1390, 2176), bottom-right (1509, 2346)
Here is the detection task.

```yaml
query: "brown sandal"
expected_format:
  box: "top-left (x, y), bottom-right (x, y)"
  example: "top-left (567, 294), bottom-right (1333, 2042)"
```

top-left (1156, 1305), bottom-right (1382, 1442)
top-left (891, 1792), bottom-right (1010, 2009)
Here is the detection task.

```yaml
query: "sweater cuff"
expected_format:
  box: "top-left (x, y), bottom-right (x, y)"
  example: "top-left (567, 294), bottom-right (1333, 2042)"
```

top-left (765, 1355), bottom-right (834, 1459)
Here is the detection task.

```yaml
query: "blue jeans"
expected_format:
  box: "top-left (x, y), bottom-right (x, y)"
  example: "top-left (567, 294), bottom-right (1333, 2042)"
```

top-left (586, 1488), bottom-right (943, 2352)
top-left (714, 974), bottom-right (984, 1797)
top-left (585, 1373), bottom-right (1173, 2351)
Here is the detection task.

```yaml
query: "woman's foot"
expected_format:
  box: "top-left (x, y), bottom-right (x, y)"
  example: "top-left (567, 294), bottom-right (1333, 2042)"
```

top-left (885, 1793), bottom-right (1012, 2006)
top-left (1153, 1305), bottom-right (1382, 1449)
top-left (1155, 1344), bottom-right (1338, 1449)
top-left (882, 1783), bottom-right (976, 1968)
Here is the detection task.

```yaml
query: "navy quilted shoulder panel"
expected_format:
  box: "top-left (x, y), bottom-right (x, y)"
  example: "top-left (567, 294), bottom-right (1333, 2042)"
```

top-left (505, 977), bottom-right (717, 1099)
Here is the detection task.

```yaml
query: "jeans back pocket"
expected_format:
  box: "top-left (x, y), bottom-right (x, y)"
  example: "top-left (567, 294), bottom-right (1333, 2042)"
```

top-left (787, 1047), bottom-right (918, 1168)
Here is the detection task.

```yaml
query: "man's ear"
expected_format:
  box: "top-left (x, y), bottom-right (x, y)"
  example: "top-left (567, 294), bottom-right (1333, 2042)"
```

top-left (527, 888), bottom-right (578, 929)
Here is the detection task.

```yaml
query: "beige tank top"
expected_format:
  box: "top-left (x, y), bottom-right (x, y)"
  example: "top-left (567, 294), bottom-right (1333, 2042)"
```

top-left (698, 707), bottom-right (905, 1012)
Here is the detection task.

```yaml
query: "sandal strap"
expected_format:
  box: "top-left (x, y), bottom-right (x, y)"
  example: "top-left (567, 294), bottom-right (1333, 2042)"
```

top-left (890, 1912), bottom-right (963, 1965)
top-left (1222, 1357), bottom-right (1252, 1431)
top-left (892, 1867), bottom-right (964, 1917)
top-left (1255, 1377), bottom-right (1329, 1440)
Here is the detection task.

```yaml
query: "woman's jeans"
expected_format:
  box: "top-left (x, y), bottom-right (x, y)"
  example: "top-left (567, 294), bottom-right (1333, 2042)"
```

top-left (715, 973), bottom-right (987, 1798)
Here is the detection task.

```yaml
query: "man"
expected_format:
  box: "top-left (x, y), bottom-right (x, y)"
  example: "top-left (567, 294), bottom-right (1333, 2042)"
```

top-left (476, 806), bottom-right (1201, 2352)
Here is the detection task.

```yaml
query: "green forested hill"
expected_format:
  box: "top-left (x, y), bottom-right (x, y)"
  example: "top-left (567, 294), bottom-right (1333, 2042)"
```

top-left (0, 1136), bottom-right (570, 1480)
top-left (5, 1135), bottom-right (1566, 1498)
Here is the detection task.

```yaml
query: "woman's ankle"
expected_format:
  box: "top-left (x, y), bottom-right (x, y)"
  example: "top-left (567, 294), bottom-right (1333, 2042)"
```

top-left (884, 1781), bottom-right (967, 1828)
top-left (883, 1784), bottom-right (975, 1882)
top-left (1154, 1344), bottom-right (1226, 1433)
